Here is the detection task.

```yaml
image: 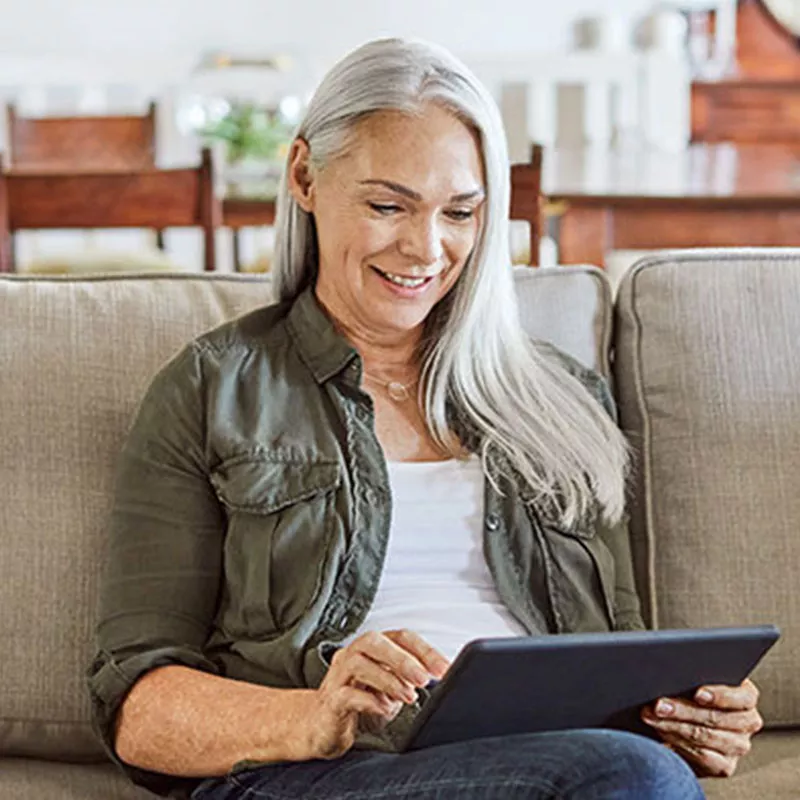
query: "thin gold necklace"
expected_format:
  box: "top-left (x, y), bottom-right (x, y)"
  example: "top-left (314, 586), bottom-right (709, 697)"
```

top-left (362, 371), bottom-right (419, 402)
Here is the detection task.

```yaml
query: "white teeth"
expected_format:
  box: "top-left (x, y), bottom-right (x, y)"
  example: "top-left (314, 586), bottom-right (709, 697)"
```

top-left (379, 270), bottom-right (429, 288)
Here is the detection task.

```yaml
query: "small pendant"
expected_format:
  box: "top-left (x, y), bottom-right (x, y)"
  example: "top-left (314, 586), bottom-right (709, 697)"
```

top-left (387, 381), bottom-right (410, 402)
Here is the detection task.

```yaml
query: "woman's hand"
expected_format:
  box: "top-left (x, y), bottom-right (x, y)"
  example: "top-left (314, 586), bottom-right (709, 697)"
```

top-left (307, 629), bottom-right (450, 760)
top-left (641, 679), bottom-right (763, 777)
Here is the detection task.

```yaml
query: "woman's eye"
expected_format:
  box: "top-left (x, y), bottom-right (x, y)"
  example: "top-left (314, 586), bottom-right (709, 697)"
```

top-left (446, 208), bottom-right (475, 221)
top-left (369, 203), bottom-right (403, 215)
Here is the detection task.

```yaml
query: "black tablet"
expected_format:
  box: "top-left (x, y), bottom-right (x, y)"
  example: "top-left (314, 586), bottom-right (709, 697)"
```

top-left (399, 625), bottom-right (780, 751)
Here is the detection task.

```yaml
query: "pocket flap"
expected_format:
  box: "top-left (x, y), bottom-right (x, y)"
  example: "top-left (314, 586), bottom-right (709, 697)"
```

top-left (211, 457), bottom-right (340, 515)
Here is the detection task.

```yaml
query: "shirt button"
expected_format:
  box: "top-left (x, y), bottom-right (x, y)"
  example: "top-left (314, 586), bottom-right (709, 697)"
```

top-left (485, 513), bottom-right (500, 531)
top-left (356, 407), bottom-right (370, 422)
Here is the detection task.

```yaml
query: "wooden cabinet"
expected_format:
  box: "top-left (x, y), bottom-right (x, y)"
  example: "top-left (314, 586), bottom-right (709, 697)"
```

top-left (691, 0), bottom-right (800, 144)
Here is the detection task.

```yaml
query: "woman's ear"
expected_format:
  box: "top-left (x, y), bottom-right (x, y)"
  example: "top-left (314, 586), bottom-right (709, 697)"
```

top-left (287, 138), bottom-right (315, 213)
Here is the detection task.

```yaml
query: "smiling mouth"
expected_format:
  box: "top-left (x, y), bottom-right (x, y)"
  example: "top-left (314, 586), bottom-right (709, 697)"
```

top-left (371, 266), bottom-right (439, 288)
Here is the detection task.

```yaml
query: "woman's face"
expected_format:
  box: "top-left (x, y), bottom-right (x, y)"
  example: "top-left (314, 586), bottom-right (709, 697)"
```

top-left (289, 104), bottom-right (485, 338)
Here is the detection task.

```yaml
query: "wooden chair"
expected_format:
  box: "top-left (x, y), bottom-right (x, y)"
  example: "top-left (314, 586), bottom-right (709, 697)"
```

top-left (510, 143), bottom-right (544, 267)
top-left (5, 102), bottom-right (157, 172)
top-left (5, 102), bottom-right (165, 254)
top-left (0, 148), bottom-right (219, 273)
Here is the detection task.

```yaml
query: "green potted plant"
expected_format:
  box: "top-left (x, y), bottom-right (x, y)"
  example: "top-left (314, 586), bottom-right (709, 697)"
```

top-left (200, 102), bottom-right (293, 166)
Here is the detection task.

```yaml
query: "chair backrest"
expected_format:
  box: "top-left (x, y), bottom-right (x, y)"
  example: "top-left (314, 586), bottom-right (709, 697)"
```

top-left (509, 143), bottom-right (544, 267)
top-left (5, 102), bottom-right (156, 172)
top-left (0, 149), bottom-right (219, 273)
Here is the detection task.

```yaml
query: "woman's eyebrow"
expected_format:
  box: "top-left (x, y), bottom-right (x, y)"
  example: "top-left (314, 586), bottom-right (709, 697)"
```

top-left (358, 179), bottom-right (485, 203)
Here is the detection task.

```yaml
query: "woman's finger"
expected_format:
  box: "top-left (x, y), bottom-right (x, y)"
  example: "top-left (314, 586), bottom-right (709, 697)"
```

top-left (352, 681), bottom-right (404, 718)
top-left (662, 735), bottom-right (740, 778)
top-left (384, 629), bottom-right (451, 679)
top-left (645, 697), bottom-right (763, 734)
top-left (349, 631), bottom-right (435, 688)
top-left (642, 708), bottom-right (753, 757)
top-left (693, 679), bottom-right (760, 711)
top-left (346, 685), bottom-right (396, 716)
top-left (333, 649), bottom-right (419, 703)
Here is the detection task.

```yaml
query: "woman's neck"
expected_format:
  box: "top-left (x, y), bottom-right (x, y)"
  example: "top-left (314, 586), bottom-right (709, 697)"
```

top-left (316, 292), bottom-right (421, 380)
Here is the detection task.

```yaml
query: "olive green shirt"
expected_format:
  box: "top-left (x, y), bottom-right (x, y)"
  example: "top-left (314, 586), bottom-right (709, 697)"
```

top-left (87, 287), bottom-right (644, 797)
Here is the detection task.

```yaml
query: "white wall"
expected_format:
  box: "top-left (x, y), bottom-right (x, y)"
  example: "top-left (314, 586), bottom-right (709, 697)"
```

top-left (0, 0), bottom-right (657, 68)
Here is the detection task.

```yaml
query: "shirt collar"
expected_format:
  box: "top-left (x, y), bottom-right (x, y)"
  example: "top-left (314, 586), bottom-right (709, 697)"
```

top-left (286, 286), bottom-right (484, 454)
top-left (286, 287), bottom-right (361, 384)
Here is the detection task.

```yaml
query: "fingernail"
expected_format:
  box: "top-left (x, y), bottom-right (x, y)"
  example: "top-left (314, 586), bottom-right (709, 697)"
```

top-left (696, 689), bottom-right (713, 704)
top-left (656, 699), bottom-right (675, 717)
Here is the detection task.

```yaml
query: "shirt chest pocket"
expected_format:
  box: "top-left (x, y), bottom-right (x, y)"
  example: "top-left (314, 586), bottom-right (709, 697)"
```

top-left (210, 457), bottom-right (341, 638)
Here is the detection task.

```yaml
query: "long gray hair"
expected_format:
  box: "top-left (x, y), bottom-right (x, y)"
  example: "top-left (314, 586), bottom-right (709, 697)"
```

top-left (273, 38), bottom-right (628, 527)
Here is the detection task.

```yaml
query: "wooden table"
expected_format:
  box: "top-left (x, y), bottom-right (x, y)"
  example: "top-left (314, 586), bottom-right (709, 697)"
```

top-left (545, 144), bottom-right (800, 268)
top-left (222, 190), bottom-right (276, 271)
top-left (222, 173), bottom-right (278, 271)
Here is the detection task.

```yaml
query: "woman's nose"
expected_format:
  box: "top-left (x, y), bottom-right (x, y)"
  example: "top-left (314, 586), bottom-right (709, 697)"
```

top-left (399, 216), bottom-right (444, 266)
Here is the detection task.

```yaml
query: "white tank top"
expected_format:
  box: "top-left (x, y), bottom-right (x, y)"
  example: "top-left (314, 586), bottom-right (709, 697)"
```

top-left (342, 458), bottom-right (527, 663)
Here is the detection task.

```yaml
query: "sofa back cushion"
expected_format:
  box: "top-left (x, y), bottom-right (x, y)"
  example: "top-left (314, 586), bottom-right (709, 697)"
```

top-left (614, 250), bottom-right (800, 727)
top-left (513, 265), bottom-right (612, 376)
top-left (0, 266), bottom-right (610, 760)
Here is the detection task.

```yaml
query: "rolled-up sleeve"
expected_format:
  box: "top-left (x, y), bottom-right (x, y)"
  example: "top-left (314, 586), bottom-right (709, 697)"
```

top-left (87, 342), bottom-right (224, 794)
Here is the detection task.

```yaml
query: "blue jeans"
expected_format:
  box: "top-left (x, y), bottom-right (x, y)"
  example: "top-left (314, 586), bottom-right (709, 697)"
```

top-left (192, 729), bottom-right (705, 799)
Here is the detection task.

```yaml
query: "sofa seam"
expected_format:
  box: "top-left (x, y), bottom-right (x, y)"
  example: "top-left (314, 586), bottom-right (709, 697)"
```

top-left (593, 267), bottom-right (613, 380)
top-left (0, 273), bottom-right (271, 284)
top-left (627, 260), bottom-right (659, 629)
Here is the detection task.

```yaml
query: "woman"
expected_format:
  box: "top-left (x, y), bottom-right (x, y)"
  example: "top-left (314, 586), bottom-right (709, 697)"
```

top-left (88, 38), bottom-right (762, 799)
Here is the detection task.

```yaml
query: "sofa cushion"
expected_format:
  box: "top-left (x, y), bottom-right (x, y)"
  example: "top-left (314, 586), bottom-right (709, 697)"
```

top-left (0, 274), bottom-right (276, 761)
top-left (614, 249), bottom-right (800, 727)
top-left (0, 759), bottom-right (154, 799)
top-left (513, 265), bottom-right (612, 376)
top-left (0, 266), bottom-right (609, 762)
top-left (702, 729), bottom-right (800, 799)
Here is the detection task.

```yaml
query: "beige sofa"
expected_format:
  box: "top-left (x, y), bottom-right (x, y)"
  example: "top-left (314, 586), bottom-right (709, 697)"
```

top-left (1, 250), bottom-right (798, 799)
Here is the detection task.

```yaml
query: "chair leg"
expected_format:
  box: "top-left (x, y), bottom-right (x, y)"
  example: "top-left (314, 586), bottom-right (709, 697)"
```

top-left (232, 228), bottom-right (242, 273)
top-left (9, 232), bottom-right (17, 272)
top-left (0, 234), bottom-right (11, 273)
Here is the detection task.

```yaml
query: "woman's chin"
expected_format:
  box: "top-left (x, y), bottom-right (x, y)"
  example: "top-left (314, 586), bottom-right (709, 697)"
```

top-left (367, 304), bottom-right (430, 335)
top-left (380, 315), bottom-right (428, 334)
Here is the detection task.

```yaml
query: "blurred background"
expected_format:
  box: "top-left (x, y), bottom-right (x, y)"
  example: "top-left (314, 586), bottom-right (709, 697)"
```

top-left (3, 0), bottom-right (797, 285)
